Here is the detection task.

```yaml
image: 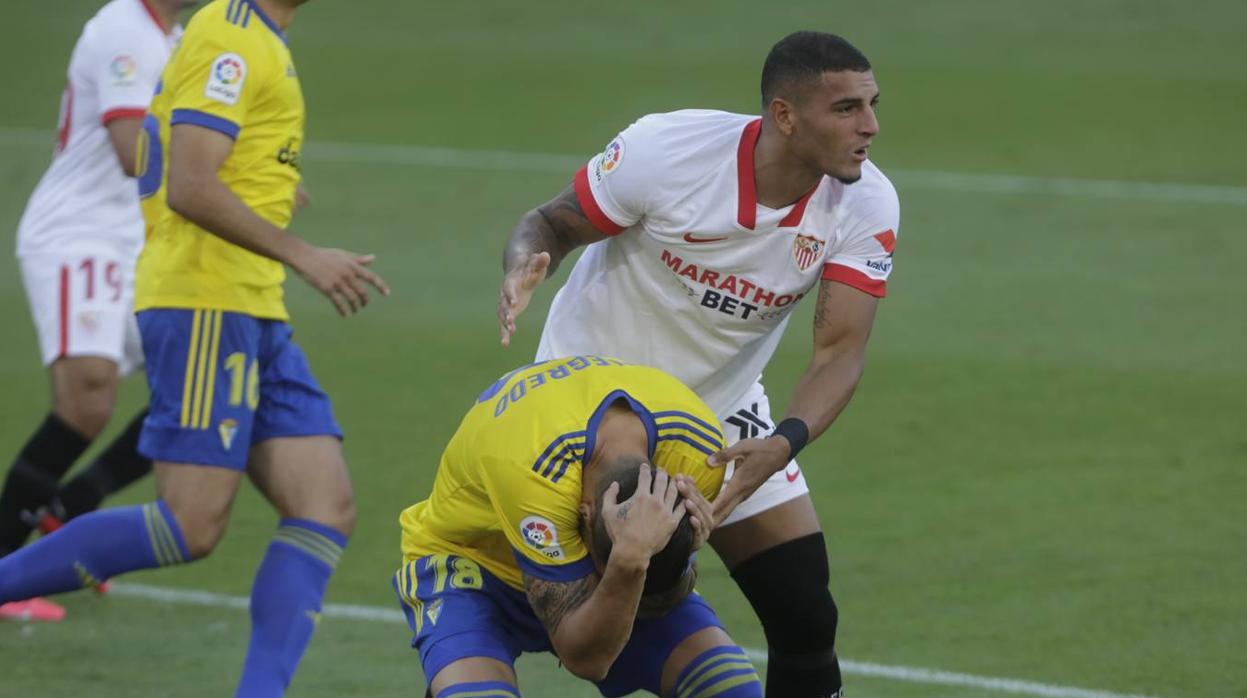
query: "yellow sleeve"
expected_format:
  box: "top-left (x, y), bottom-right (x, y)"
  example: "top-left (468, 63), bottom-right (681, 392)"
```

top-left (651, 405), bottom-right (727, 502)
top-left (482, 458), bottom-right (596, 584)
top-left (166, 22), bottom-right (271, 140)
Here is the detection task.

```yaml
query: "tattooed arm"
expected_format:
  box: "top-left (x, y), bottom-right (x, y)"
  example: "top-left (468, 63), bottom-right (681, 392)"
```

top-left (710, 280), bottom-right (880, 522)
top-left (523, 466), bottom-right (684, 680)
top-left (522, 551), bottom-right (647, 681)
top-left (498, 184), bottom-right (611, 345)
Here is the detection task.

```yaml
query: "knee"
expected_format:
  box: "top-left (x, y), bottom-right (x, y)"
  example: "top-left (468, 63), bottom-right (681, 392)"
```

top-left (326, 492), bottom-right (356, 538)
top-left (53, 365), bottom-right (118, 438)
top-left (165, 499), bottom-right (231, 560)
top-left (297, 489), bottom-right (355, 539)
top-left (729, 532), bottom-right (838, 654)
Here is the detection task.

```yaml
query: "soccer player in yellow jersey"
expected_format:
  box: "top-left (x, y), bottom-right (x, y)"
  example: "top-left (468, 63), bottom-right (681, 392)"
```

top-left (0, 1), bottom-right (387, 695)
top-left (395, 357), bottom-right (762, 698)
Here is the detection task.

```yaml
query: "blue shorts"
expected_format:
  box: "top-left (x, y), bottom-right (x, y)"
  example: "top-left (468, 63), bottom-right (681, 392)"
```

top-left (137, 309), bottom-right (341, 469)
top-left (392, 554), bottom-right (723, 697)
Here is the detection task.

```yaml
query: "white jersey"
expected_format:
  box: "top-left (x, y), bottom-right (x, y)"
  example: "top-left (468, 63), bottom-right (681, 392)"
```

top-left (537, 110), bottom-right (900, 415)
top-left (16, 0), bottom-right (179, 261)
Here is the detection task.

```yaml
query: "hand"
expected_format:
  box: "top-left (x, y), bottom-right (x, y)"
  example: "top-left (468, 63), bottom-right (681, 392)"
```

top-left (294, 183), bottom-right (311, 214)
top-left (498, 251), bottom-right (550, 346)
top-left (707, 437), bottom-right (792, 525)
top-left (290, 245), bottom-right (391, 316)
top-left (601, 464), bottom-right (685, 561)
top-left (674, 475), bottom-right (714, 552)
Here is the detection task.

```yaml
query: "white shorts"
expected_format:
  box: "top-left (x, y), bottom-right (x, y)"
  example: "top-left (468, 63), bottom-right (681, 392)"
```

top-left (18, 246), bottom-right (143, 376)
top-left (717, 382), bottom-right (809, 526)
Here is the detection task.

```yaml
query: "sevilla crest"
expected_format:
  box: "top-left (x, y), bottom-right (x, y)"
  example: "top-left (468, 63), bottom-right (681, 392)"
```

top-left (792, 234), bottom-right (825, 272)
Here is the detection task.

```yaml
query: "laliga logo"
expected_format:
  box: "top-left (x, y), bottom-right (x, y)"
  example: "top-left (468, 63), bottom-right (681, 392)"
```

top-left (214, 57), bottom-right (244, 85)
top-left (110, 55), bottom-right (136, 81)
top-left (519, 515), bottom-right (563, 558)
top-left (523, 521), bottom-right (553, 549)
top-left (600, 139), bottom-right (624, 174)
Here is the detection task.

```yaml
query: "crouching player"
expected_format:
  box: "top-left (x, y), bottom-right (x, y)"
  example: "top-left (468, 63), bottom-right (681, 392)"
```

top-left (394, 357), bottom-right (763, 698)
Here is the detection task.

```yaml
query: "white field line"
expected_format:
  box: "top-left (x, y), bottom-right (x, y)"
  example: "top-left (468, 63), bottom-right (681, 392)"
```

top-left (109, 582), bottom-right (1163, 698)
top-left (1, 126), bottom-right (1244, 207)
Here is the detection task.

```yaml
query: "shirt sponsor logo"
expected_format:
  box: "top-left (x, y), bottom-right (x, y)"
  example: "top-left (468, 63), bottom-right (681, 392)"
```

top-left (205, 52), bottom-right (247, 106)
top-left (520, 515), bottom-right (565, 560)
top-left (110, 55), bottom-right (137, 85)
top-left (660, 249), bottom-right (807, 321)
top-left (792, 234), bottom-right (825, 272)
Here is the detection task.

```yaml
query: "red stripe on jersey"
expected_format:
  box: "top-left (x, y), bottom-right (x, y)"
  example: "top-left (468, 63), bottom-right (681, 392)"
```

top-left (58, 265), bottom-right (70, 357)
top-left (56, 84), bottom-right (74, 154)
top-left (574, 166), bottom-right (625, 236)
top-left (138, 0), bottom-right (170, 33)
top-left (736, 119), bottom-right (761, 230)
top-left (778, 182), bottom-right (820, 228)
top-left (102, 107), bottom-right (146, 125)
top-left (821, 264), bottom-right (887, 298)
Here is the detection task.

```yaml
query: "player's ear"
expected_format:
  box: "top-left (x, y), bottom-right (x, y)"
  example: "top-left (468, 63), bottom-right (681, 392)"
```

top-left (579, 501), bottom-right (595, 527)
top-left (768, 97), bottom-right (797, 136)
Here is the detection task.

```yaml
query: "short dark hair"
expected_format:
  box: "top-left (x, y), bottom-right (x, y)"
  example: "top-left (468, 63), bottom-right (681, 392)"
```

top-left (591, 458), bottom-right (695, 596)
top-left (761, 31), bottom-right (872, 108)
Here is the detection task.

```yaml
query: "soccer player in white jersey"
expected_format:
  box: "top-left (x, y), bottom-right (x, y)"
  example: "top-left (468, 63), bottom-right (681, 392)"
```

top-left (0, 0), bottom-right (192, 622)
top-left (497, 32), bottom-right (896, 697)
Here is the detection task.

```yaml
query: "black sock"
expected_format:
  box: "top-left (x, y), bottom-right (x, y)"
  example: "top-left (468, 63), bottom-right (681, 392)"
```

top-left (0, 413), bottom-right (91, 553)
top-left (54, 410), bottom-right (153, 520)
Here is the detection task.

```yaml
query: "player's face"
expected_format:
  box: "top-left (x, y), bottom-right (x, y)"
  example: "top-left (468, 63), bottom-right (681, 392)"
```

top-left (790, 70), bottom-right (880, 184)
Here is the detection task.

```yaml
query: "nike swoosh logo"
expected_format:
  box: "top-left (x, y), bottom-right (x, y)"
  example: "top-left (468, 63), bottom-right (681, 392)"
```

top-left (785, 467), bottom-right (801, 483)
top-left (683, 233), bottom-right (730, 244)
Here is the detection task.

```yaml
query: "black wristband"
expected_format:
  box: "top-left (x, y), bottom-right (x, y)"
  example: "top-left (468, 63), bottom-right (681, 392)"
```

top-left (770, 418), bottom-right (810, 459)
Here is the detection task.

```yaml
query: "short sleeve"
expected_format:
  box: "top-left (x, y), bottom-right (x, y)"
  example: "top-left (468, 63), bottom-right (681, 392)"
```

top-left (483, 462), bottom-right (596, 584)
top-left (166, 31), bottom-right (269, 140)
top-left (573, 119), bottom-right (662, 236)
top-left (93, 35), bottom-right (166, 124)
top-left (821, 183), bottom-right (901, 298)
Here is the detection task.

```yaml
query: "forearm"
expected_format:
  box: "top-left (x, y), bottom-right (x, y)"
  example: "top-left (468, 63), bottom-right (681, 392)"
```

top-left (783, 346), bottom-right (866, 442)
top-left (168, 176), bottom-right (309, 266)
top-left (550, 551), bottom-right (648, 679)
top-left (503, 207), bottom-right (573, 275)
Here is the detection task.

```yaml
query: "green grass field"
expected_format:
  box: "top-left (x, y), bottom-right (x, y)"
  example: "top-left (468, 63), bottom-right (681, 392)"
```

top-left (2, 1), bottom-right (1246, 696)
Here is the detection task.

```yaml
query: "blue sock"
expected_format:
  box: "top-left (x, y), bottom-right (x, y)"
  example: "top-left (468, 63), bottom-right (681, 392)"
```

top-left (236, 518), bottom-right (347, 698)
top-left (0, 500), bottom-right (188, 602)
top-left (436, 681), bottom-right (521, 698)
top-left (674, 645), bottom-right (762, 698)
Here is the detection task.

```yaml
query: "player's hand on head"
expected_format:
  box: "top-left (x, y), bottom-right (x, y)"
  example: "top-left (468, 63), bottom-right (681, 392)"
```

top-left (707, 437), bottom-right (791, 525)
top-left (291, 245), bottom-right (391, 317)
top-left (498, 251), bottom-right (550, 346)
top-left (675, 475), bottom-right (714, 552)
top-left (600, 464), bottom-right (685, 559)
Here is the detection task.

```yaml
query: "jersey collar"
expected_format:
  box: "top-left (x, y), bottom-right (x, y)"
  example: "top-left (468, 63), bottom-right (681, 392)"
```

top-left (735, 118), bottom-right (822, 230)
top-left (137, 0), bottom-right (171, 34)
top-left (582, 390), bottom-right (659, 472)
top-left (245, 0), bottom-right (289, 44)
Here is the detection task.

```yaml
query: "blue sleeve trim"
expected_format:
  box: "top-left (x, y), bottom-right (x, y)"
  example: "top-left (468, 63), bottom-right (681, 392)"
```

top-left (651, 410), bottom-right (724, 440)
top-left (512, 548), bottom-right (596, 583)
top-left (656, 421), bottom-right (724, 452)
top-left (170, 109), bottom-right (240, 140)
top-left (658, 433), bottom-right (717, 457)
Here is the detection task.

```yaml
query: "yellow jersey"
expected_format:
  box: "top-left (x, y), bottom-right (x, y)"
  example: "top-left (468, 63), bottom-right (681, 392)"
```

top-left (135, 0), bottom-right (303, 320)
top-left (399, 357), bottom-right (727, 591)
